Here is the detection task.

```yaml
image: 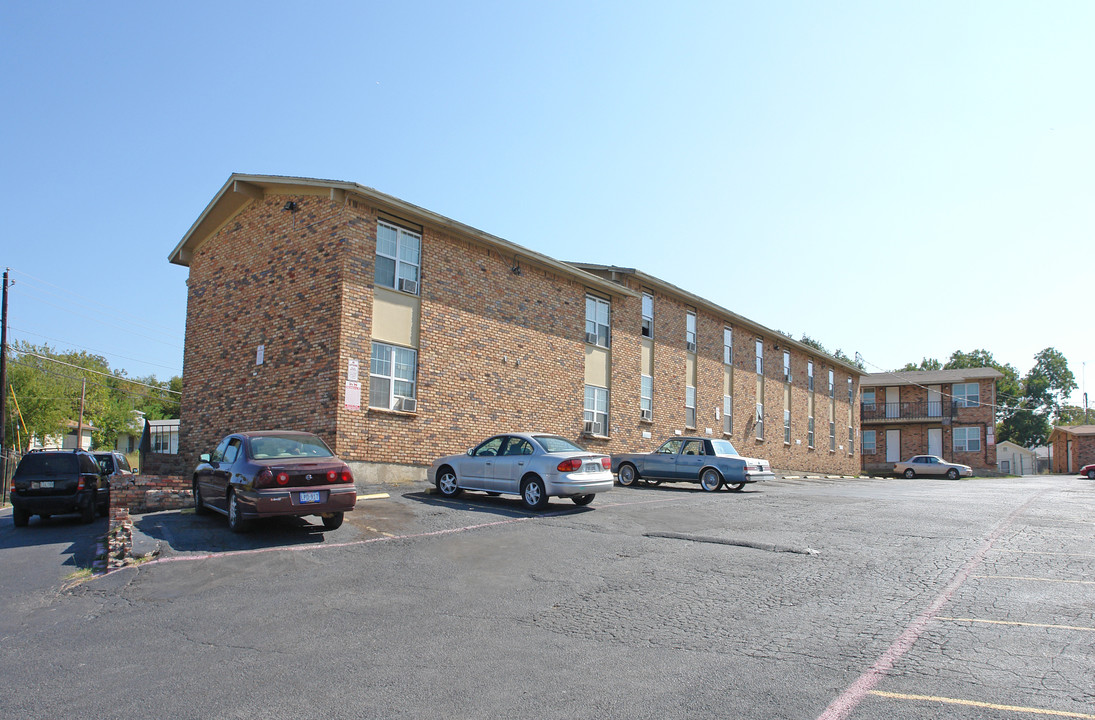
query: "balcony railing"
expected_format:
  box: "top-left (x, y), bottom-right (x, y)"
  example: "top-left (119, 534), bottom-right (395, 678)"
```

top-left (861, 400), bottom-right (959, 422)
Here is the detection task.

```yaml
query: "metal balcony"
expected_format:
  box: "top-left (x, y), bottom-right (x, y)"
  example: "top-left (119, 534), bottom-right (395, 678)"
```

top-left (861, 400), bottom-right (958, 423)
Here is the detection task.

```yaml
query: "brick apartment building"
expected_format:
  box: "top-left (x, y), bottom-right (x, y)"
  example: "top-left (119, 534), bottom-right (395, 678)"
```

top-left (1047, 425), bottom-right (1095, 474)
top-left (169, 173), bottom-right (863, 483)
top-left (858, 368), bottom-right (1002, 474)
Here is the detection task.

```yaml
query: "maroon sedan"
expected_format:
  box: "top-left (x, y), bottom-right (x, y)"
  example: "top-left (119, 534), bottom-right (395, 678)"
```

top-left (193, 431), bottom-right (357, 532)
top-left (1081, 463), bottom-right (1095, 480)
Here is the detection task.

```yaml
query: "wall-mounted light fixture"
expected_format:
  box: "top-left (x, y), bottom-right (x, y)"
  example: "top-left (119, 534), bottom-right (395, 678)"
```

top-left (283, 201), bottom-right (299, 213)
top-left (511, 255), bottom-right (522, 276)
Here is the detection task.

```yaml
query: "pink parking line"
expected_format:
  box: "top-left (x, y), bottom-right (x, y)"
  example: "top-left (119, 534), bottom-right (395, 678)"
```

top-left (816, 492), bottom-right (1045, 720)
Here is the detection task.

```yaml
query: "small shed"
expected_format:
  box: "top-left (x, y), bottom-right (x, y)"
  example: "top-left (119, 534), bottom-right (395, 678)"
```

top-left (995, 441), bottom-right (1038, 475)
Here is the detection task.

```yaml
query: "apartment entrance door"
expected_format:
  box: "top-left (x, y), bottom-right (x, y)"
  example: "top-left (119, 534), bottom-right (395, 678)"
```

top-left (928, 428), bottom-right (942, 457)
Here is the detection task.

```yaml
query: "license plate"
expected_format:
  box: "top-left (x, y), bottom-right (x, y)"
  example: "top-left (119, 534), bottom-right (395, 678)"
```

top-left (583, 463), bottom-right (600, 473)
top-left (299, 491), bottom-right (321, 504)
top-left (33, 481), bottom-right (54, 489)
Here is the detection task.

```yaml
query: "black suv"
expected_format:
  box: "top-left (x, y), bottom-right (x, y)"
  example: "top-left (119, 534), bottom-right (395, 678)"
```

top-left (10, 449), bottom-right (110, 527)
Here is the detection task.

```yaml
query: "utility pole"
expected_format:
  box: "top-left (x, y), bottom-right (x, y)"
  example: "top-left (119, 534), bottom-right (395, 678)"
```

top-left (76, 377), bottom-right (86, 450)
top-left (1, 268), bottom-right (9, 458)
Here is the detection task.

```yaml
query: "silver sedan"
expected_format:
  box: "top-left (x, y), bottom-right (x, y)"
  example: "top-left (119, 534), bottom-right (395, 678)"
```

top-left (894, 455), bottom-right (973, 479)
top-left (427, 433), bottom-right (614, 510)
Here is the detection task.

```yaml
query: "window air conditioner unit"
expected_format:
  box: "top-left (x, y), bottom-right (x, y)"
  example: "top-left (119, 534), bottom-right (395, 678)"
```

top-left (395, 397), bottom-right (417, 412)
top-left (640, 409), bottom-right (652, 421)
top-left (686, 341), bottom-right (696, 353)
top-left (583, 421), bottom-right (596, 434)
top-left (398, 278), bottom-right (419, 294)
top-left (585, 332), bottom-right (598, 345)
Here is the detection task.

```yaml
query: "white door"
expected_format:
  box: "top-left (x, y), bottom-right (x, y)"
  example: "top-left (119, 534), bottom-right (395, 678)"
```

top-left (886, 429), bottom-right (901, 462)
top-left (886, 387), bottom-right (900, 418)
top-left (1067, 440), bottom-right (1073, 473)
top-left (928, 385), bottom-right (942, 417)
top-left (928, 428), bottom-right (942, 457)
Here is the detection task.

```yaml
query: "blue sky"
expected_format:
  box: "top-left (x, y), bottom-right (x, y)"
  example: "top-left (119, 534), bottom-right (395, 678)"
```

top-left (2, 1), bottom-right (1093, 405)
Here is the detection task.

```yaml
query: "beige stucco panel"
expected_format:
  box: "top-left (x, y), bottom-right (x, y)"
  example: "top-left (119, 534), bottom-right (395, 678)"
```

top-left (372, 287), bottom-right (420, 347)
top-left (641, 339), bottom-right (654, 376)
top-left (585, 345), bottom-right (610, 387)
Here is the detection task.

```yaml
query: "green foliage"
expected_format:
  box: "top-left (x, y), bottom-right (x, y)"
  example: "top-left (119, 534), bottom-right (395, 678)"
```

top-left (1022, 347), bottom-right (1076, 419)
top-left (939, 348), bottom-right (1021, 421)
top-left (832, 348), bottom-right (865, 371)
top-left (798, 335), bottom-right (828, 354)
top-left (996, 409), bottom-right (1051, 448)
top-left (900, 358), bottom-right (943, 371)
top-left (1055, 405), bottom-right (1091, 425)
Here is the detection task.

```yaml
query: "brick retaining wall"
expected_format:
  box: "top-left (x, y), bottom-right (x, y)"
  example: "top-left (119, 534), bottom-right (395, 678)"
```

top-left (110, 474), bottom-right (191, 514)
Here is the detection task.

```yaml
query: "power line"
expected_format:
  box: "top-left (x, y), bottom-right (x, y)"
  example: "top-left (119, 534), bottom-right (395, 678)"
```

top-left (8, 358), bottom-right (179, 405)
top-left (12, 287), bottom-right (184, 349)
top-left (12, 352), bottom-right (180, 395)
top-left (10, 326), bottom-right (182, 374)
top-left (857, 355), bottom-right (1032, 415)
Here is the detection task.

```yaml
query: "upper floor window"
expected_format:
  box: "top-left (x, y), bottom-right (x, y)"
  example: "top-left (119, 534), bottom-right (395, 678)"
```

top-left (783, 351), bottom-right (791, 384)
top-left (828, 369), bottom-right (835, 398)
top-left (685, 311), bottom-right (697, 352)
top-left (808, 361), bottom-right (815, 392)
top-left (953, 382), bottom-right (980, 408)
top-left (723, 327), bottom-right (733, 365)
top-left (375, 221), bottom-right (421, 294)
top-left (847, 377), bottom-right (854, 404)
top-left (863, 388), bottom-right (875, 407)
top-left (369, 341), bottom-right (418, 411)
top-left (755, 339), bottom-right (764, 375)
top-left (641, 292), bottom-right (654, 338)
top-left (585, 295), bottom-right (611, 348)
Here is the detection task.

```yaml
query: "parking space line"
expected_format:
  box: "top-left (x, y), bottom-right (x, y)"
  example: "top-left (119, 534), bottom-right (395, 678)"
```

top-left (868, 690), bottom-right (1095, 718)
top-left (995, 549), bottom-right (1095, 558)
top-left (934, 616), bottom-right (1095, 632)
top-left (972, 575), bottom-right (1095, 585)
top-left (357, 493), bottom-right (390, 501)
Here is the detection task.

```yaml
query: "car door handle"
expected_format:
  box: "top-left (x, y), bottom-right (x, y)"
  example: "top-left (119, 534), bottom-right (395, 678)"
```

top-left (518, 462), bottom-right (525, 466)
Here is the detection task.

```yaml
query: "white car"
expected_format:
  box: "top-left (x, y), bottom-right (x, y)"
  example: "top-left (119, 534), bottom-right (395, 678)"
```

top-left (428, 433), bottom-right (614, 510)
top-left (894, 455), bottom-right (973, 479)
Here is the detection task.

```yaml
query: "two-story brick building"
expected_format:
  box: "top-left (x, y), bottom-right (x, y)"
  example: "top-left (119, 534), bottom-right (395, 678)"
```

top-left (859, 368), bottom-right (1001, 474)
top-left (169, 173), bottom-right (863, 483)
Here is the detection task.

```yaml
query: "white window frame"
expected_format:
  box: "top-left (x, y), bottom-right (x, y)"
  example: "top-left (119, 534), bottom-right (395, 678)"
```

top-left (829, 420), bottom-right (836, 452)
top-left (641, 292), bottom-right (654, 339)
top-left (953, 382), bottom-right (980, 408)
top-left (808, 416), bottom-right (815, 448)
top-left (783, 351), bottom-right (791, 384)
top-left (375, 220), bottom-right (421, 294)
top-left (685, 311), bottom-right (697, 352)
top-left (828, 369), bottom-right (835, 398)
top-left (848, 377), bottom-right (854, 405)
top-left (723, 394), bottom-right (733, 434)
top-left (808, 361), bottom-right (815, 392)
top-left (369, 341), bottom-right (418, 410)
top-left (584, 384), bottom-right (609, 435)
top-left (723, 327), bottom-right (733, 365)
top-left (863, 430), bottom-right (876, 454)
top-left (685, 386), bottom-right (697, 428)
top-left (585, 295), bottom-right (611, 348)
top-left (783, 408), bottom-right (791, 444)
top-left (848, 425), bottom-right (854, 454)
top-left (862, 388), bottom-right (875, 408)
top-left (755, 339), bottom-right (764, 375)
top-left (755, 402), bottom-right (764, 439)
top-left (640, 375), bottom-right (653, 420)
top-left (954, 426), bottom-right (981, 452)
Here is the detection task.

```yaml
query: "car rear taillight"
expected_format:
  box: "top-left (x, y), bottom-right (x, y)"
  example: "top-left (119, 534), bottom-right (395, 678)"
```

top-left (340, 465), bottom-right (354, 483)
top-left (557, 458), bottom-right (583, 472)
top-left (600, 457), bottom-right (611, 470)
top-left (76, 477), bottom-right (85, 491)
top-left (256, 468), bottom-right (274, 487)
top-left (276, 472), bottom-right (289, 485)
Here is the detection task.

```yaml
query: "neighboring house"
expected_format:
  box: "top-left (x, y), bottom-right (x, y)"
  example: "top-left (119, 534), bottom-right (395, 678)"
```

top-left (29, 421), bottom-right (95, 451)
top-left (859, 368), bottom-right (1002, 474)
top-left (114, 410), bottom-right (146, 454)
top-left (146, 419), bottom-right (180, 454)
top-left (1047, 425), bottom-right (1095, 474)
top-left (169, 173), bottom-right (864, 482)
top-left (995, 441), bottom-right (1038, 475)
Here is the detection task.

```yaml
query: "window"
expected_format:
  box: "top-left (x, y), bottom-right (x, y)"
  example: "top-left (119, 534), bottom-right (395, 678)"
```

top-left (755, 402), bottom-right (764, 439)
top-left (723, 394), bottom-right (732, 434)
top-left (862, 388), bottom-right (875, 408)
top-left (783, 409), bottom-right (791, 444)
top-left (783, 351), bottom-right (791, 384)
top-left (755, 339), bottom-right (764, 375)
top-left (829, 421), bottom-right (836, 452)
top-left (584, 385), bottom-right (609, 435)
top-left (953, 382), bottom-right (980, 408)
top-left (151, 426), bottom-right (177, 454)
top-left (640, 375), bottom-right (653, 420)
top-left (585, 295), bottom-right (611, 347)
top-left (808, 361), bottom-right (815, 392)
top-left (685, 311), bottom-right (697, 352)
top-left (863, 430), bottom-right (876, 454)
top-left (954, 426), bottom-right (981, 452)
top-left (369, 342), bottom-right (417, 410)
top-left (848, 377), bottom-right (854, 404)
top-left (828, 369), bottom-right (835, 398)
top-left (808, 416), bottom-right (815, 448)
top-left (848, 426), bottom-right (854, 453)
top-left (723, 327), bottom-right (733, 365)
top-left (682, 439), bottom-right (705, 456)
top-left (685, 386), bottom-right (696, 428)
top-left (641, 292), bottom-right (654, 338)
top-left (375, 221), bottom-right (421, 294)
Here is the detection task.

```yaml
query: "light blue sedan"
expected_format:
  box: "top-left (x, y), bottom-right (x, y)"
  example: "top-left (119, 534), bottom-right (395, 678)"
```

top-left (428, 433), bottom-right (614, 510)
top-left (612, 437), bottom-right (774, 492)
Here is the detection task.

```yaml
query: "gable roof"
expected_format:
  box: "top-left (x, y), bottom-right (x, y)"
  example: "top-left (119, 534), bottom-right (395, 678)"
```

top-left (1049, 424), bottom-right (1095, 438)
top-left (860, 367), bottom-right (1003, 386)
top-left (168, 173), bottom-right (635, 299)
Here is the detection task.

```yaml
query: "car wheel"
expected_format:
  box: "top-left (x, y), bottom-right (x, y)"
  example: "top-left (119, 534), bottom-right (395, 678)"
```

top-left (436, 468), bottom-right (462, 498)
top-left (699, 468), bottom-right (723, 492)
top-left (521, 476), bottom-right (549, 511)
top-left (97, 491), bottom-right (110, 517)
top-left (193, 479), bottom-right (208, 515)
top-left (12, 507), bottom-right (29, 527)
top-left (903, 469), bottom-right (915, 479)
top-left (946, 468), bottom-right (959, 480)
top-left (1087, 469), bottom-right (1095, 480)
top-left (617, 464), bottom-right (638, 487)
top-left (728, 482), bottom-right (746, 492)
top-left (572, 494), bottom-right (595, 506)
top-left (227, 491), bottom-right (249, 533)
top-left (321, 512), bottom-right (344, 530)
top-left (81, 498), bottom-right (96, 524)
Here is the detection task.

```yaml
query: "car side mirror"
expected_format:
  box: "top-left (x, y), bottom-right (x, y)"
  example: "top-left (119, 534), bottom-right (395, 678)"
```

top-left (200, 453), bottom-right (211, 462)
top-left (466, 448), bottom-right (474, 456)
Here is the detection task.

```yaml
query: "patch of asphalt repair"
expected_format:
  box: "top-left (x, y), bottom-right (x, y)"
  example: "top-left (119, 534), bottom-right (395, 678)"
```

top-left (644, 530), bottom-right (820, 555)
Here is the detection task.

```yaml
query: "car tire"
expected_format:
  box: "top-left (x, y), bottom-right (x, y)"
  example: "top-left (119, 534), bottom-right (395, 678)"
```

top-left (903, 469), bottom-right (915, 479)
top-left (12, 507), bottom-right (29, 527)
top-left (617, 464), bottom-right (639, 487)
top-left (193, 479), bottom-right (208, 515)
top-left (97, 491), bottom-right (110, 517)
top-left (227, 491), bottom-right (249, 533)
top-left (521, 476), bottom-right (549, 511)
top-left (436, 467), bottom-right (463, 498)
top-left (321, 512), bottom-right (344, 530)
top-left (699, 468), bottom-right (723, 492)
top-left (728, 482), bottom-right (746, 492)
top-left (81, 498), bottom-right (96, 524)
top-left (571, 494), bottom-right (595, 506)
top-left (946, 468), bottom-right (959, 480)
top-left (1087, 469), bottom-right (1095, 480)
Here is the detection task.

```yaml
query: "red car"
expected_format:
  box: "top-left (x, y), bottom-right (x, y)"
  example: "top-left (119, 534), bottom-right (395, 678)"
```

top-left (193, 431), bottom-right (357, 532)
top-left (1081, 464), bottom-right (1095, 480)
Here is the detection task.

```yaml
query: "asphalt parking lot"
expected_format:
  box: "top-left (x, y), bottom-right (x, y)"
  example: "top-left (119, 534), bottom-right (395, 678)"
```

top-left (1, 473), bottom-right (1092, 719)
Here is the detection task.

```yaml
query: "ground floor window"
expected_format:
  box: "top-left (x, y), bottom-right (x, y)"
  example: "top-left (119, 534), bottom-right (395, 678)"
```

top-left (640, 375), bottom-right (653, 420)
top-left (830, 421), bottom-right (836, 452)
top-left (783, 409), bottom-right (791, 444)
top-left (584, 385), bottom-right (609, 435)
top-left (954, 426), bottom-right (981, 452)
top-left (755, 403), bottom-right (764, 439)
top-left (723, 395), bottom-right (732, 434)
top-left (370, 342), bottom-right (417, 410)
top-left (685, 386), bottom-right (696, 428)
top-left (863, 430), bottom-right (876, 454)
top-left (808, 416), bottom-right (815, 448)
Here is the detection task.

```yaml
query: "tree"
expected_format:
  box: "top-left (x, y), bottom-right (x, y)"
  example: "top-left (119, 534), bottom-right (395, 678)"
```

top-left (833, 349), bottom-right (865, 371)
top-left (1054, 405), bottom-right (1090, 426)
top-left (942, 349), bottom-right (1021, 422)
top-left (997, 409), bottom-right (1051, 448)
top-left (1022, 347), bottom-right (1076, 420)
top-left (900, 357), bottom-right (943, 371)
top-left (798, 335), bottom-right (828, 354)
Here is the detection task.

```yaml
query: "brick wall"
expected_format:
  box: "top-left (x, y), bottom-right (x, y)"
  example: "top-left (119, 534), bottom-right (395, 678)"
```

top-left (109, 474), bottom-right (191, 514)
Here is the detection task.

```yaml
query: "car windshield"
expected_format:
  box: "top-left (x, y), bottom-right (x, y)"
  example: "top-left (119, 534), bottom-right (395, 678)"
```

top-left (709, 440), bottom-right (740, 456)
top-left (533, 435), bottom-right (585, 454)
top-left (249, 434), bottom-right (334, 460)
top-left (15, 453), bottom-right (79, 477)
